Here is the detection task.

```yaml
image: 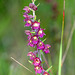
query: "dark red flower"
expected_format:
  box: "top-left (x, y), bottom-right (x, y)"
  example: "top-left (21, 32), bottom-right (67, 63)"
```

top-left (37, 28), bottom-right (45, 38)
top-left (29, 3), bottom-right (38, 11)
top-left (27, 52), bottom-right (36, 60)
top-left (43, 44), bottom-right (51, 54)
top-left (37, 41), bottom-right (45, 50)
top-left (28, 39), bottom-right (35, 47)
top-left (33, 57), bottom-right (41, 66)
top-left (29, 3), bottom-right (35, 9)
top-left (32, 35), bottom-right (39, 44)
top-left (23, 6), bottom-right (30, 13)
top-left (25, 30), bottom-right (31, 35)
top-left (31, 21), bottom-right (40, 30)
top-left (25, 19), bottom-right (32, 27)
top-left (34, 65), bottom-right (43, 74)
top-left (23, 13), bottom-right (33, 22)
top-left (33, 6), bottom-right (38, 11)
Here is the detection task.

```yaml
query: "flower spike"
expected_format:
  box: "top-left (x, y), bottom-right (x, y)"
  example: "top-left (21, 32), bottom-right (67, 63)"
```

top-left (23, 0), bottom-right (51, 74)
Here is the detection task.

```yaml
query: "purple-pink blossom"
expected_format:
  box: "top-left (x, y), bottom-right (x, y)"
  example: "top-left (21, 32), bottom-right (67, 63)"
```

top-left (34, 65), bottom-right (43, 74)
top-left (37, 28), bottom-right (45, 38)
top-left (23, 1), bottom-right (51, 75)
top-left (37, 41), bottom-right (45, 50)
top-left (25, 19), bottom-right (32, 27)
top-left (27, 52), bottom-right (36, 60)
top-left (31, 21), bottom-right (40, 30)
top-left (33, 57), bottom-right (41, 66)
top-left (43, 44), bottom-right (51, 54)
top-left (32, 35), bottom-right (39, 44)
top-left (23, 6), bottom-right (30, 13)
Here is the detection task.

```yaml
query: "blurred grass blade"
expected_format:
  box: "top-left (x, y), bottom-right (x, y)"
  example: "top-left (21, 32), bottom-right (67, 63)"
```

top-left (61, 20), bottom-right (75, 66)
top-left (37, 3), bottom-right (40, 7)
top-left (11, 57), bottom-right (33, 73)
top-left (58, 0), bottom-right (65, 74)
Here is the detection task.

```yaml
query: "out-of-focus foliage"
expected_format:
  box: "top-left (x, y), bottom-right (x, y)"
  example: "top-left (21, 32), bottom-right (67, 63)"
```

top-left (0, 0), bottom-right (75, 75)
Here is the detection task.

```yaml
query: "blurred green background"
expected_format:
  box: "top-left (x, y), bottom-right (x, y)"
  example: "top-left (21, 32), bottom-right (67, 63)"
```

top-left (0, 0), bottom-right (75, 75)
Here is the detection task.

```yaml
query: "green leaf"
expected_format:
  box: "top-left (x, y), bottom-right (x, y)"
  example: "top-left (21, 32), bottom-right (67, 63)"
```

top-left (37, 3), bottom-right (40, 7)
top-left (29, 7), bottom-right (33, 11)
top-left (34, 0), bottom-right (36, 3)
top-left (38, 19), bottom-right (40, 22)
top-left (28, 60), bottom-right (33, 64)
top-left (37, 74), bottom-right (39, 75)
top-left (42, 38), bottom-right (47, 42)
top-left (46, 66), bottom-right (52, 72)
top-left (41, 61), bottom-right (45, 64)
top-left (31, 32), bottom-right (35, 33)
top-left (34, 15), bottom-right (36, 21)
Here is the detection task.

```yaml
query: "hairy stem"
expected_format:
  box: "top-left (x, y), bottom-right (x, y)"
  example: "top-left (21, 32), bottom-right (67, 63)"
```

top-left (32, 0), bottom-right (42, 75)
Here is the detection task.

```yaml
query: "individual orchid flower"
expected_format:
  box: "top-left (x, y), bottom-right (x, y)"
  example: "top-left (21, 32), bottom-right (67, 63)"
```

top-left (37, 28), bottom-right (46, 38)
top-left (27, 52), bottom-right (36, 60)
top-left (37, 41), bottom-right (45, 50)
top-left (25, 19), bottom-right (32, 27)
top-left (31, 21), bottom-right (40, 30)
top-left (33, 57), bottom-right (41, 66)
top-left (28, 39), bottom-right (35, 47)
top-left (34, 65), bottom-right (43, 74)
top-left (32, 35), bottom-right (39, 44)
top-left (29, 3), bottom-right (38, 11)
top-left (43, 44), bottom-right (51, 54)
top-left (23, 6), bottom-right (30, 13)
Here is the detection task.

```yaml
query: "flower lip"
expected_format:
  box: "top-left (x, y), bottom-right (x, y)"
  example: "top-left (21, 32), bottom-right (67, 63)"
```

top-left (33, 36), bottom-right (38, 40)
top-left (27, 20), bottom-right (32, 24)
top-left (38, 30), bottom-right (42, 34)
